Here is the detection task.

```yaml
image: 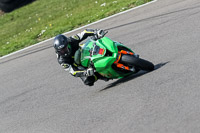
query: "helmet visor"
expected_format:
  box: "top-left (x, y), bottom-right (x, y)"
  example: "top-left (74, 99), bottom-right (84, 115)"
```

top-left (58, 44), bottom-right (71, 56)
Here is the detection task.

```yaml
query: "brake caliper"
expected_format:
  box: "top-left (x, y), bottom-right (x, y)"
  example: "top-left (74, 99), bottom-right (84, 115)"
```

top-left (114, 50), bottom-right (134, 71)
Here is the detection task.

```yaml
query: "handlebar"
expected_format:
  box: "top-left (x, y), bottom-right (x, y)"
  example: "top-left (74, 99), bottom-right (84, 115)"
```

top-left (91, 30), bottom-right (108, 40)
top-left (103, 30), bottom-right (108, 36)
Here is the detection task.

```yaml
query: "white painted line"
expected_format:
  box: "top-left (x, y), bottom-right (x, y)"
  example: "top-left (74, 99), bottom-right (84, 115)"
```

top-left (0, 0), bottom-right (157, 60)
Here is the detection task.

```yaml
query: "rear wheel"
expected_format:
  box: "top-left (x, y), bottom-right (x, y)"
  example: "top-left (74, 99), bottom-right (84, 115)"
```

top-left (120, 55), bottom-right (154, 71)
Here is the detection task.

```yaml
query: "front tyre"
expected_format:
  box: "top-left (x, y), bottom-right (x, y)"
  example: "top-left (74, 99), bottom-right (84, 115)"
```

top-left (120, 55), bottom-right (154, 71)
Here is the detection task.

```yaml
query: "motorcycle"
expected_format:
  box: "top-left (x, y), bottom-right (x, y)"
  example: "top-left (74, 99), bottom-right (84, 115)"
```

top-left (74, 31), bottom-right (154, 79)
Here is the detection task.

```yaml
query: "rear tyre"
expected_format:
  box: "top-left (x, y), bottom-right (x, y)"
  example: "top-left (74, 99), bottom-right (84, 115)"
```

top-left (120, 55), bottom-right (154, 71)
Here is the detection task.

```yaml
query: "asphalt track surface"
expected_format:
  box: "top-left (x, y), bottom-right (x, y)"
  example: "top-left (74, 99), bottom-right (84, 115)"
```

top-left (1, 0), bottom-right (200, 132)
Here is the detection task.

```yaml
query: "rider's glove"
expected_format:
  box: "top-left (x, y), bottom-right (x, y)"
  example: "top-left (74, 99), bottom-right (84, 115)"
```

top-left (84, 68), bottom-right (94, 77)
top-left (61, 63), bottom-right (70, 69)
top-left (95, 29), bottom-right (105, 39)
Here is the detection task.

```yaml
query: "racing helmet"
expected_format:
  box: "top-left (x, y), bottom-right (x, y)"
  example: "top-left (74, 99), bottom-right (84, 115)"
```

top-left (53, 34), bottom-right (72, 57)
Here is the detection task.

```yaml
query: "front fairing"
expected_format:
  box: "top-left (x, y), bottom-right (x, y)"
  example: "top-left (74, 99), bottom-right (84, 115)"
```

top-left (80, 37), bottom-right (134, 78)
top-left (80, 39), bottom-right (107, 67)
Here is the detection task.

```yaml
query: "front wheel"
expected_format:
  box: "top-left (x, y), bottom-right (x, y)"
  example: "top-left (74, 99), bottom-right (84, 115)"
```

top-left (120, 55), bottom-right (154, 71)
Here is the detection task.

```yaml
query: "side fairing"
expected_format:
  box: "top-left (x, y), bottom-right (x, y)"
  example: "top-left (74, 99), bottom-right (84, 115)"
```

top-left (97, 37), bottom-right (118, 53)
top-left (114, 41), bottom-right (134, 53)
top-left (80, 37), bottom-right (135, 78)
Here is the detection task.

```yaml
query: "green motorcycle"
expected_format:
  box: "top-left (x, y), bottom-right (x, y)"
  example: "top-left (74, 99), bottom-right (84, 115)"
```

top-left (74, 31), bottom-right (154, 79)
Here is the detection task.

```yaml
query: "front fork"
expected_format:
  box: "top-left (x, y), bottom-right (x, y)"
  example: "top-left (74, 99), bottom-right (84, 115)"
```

top-left (114, 50), bottom-right (139, 71)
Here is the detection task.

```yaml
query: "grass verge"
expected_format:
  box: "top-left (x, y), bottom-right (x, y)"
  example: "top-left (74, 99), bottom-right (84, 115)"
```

top-left (0, 0), bottom-right (152, 57)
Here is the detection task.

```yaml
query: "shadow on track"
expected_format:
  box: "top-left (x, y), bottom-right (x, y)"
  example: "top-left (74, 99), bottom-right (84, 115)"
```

top-left (99, 62), bottom-right (169, 91)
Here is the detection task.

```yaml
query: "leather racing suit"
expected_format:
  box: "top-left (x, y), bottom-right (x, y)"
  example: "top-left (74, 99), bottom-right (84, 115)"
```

top-left (56, 29), bottom-right (108, 86)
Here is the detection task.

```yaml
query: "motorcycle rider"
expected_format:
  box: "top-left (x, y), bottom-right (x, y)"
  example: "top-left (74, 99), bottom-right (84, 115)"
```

top-left (53, 29), bottom-right (108, 86)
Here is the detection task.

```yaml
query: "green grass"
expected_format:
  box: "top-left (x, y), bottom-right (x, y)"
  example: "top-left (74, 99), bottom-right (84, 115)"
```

top-left (0, 0), bottom-right (152, 57)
